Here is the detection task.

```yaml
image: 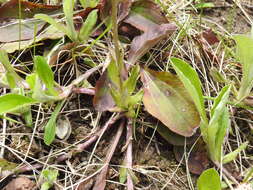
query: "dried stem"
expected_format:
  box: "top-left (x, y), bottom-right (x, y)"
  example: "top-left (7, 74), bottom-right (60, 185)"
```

top-left (125, 119), bottom-right (134, 190)
top-left (93, 119), bottom-right (125, 190)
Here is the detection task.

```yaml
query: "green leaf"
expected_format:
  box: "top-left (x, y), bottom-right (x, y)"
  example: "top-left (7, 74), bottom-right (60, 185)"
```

top-left (197, 168), bottom-right (221, 190)
top-left (34, 14), bottom-right (68, 36)
top-left (44, 101), bottom-right (64, 145)
top-left (41, 169), bottom-right (58, 190)
top-left (212, 108), bottom-right (229, 162)
top-left (209, 85), bottom-right (231, 125)
top-left (41, 182), bottom-right (51, 190)
top-left (222, 141), bottom-right (248, 164)
top-left (119, 166), bottom-right (127, 184)
top-left (141, 68), bottom-right (200, 137)
top-left (107, 59), bottom-right (120, 89)
top-left (155, 124), bottom-right (197, 146)
top-left (234, 35), bottom-right (253, 101)
top-left (6, 72), bottom-right (16, 89)
top-left (127, 89), bottom-right (143, 107)
top-left (26, 73), bottom-right (36, 90)
top-left (79, 9), bottom-right (98, 42)
top-left (208, 85), bottom-right (231, 161)
top-left (42, 169), bottom-right (58, 183)
top-left (0, 94), bottom-right (36, 114)
top-left (79, 0), bottom-right (99, 9)
top-left (195, 2), bottom-right (214, 9)
top-left (32, 74), bottom-right (60, 102)
top-left (63, 0), bottom-right (77, 41)
top-left (34, 56), bottom-right (57, 96)
top-left (0, 50), bottom-right (23, 87)
top-left (171, 57), bottom-right (208, 124)
top-left (123, 65), bottom-right (140, 95)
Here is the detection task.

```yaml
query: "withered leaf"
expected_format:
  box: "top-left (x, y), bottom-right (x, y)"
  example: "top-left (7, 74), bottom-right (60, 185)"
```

top-left (0, 0), bottom-right (61, 19)
top-left (128, 23), bottom-right (177, 65)
top-left (130, 0), bottom-right (168, 25)
top-left (118, 0), bottom-right (133, 22)
top-left (0, 19), bottom-right (45, 42)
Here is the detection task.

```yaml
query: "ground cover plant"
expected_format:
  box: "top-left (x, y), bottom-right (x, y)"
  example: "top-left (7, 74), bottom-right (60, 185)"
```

top-left (0, 0), bottom-right (253, 189)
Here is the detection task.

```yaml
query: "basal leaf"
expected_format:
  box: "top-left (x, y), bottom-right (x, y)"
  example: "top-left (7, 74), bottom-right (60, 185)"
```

top-left (0, 50), bottom-right (24, 87)
top-left (208, 85), bottom-right (231, 161)
top-left (0, 0), bottom-right (61, 19)
top-left (209, 85), bottom-right (231, 126)
top-left (34, 14), bottom-right (68, 36)
top-left (197, 168), bottom-right (221, 190)
top-left (155, 124), bottom-right (198, 146)
top-left (171, 57), bottom-right (208, 124)
top-left (141, 68), bottom-right (200, 137)
top-left (79, 9), bottom-right (98, 42)
top-left (1, 24), bottom-right (65, 53)
top-left (34, 56), bottom-right (57, 96)
top-left (212, 108), bottom-right (229, 162)
top-left (44, 101), bottom-right (64, 145)
top-left (63, 0), bottom-right (77, 41)
top-left (131, 0), bottom-right (168, 25)
top-left (0, 94), bottom-right (36, 114)
top-left (222, 141), bottom-right (248, 164)
top-left (128, 23), bottom-right (177, 65)
top-left (234, 35), bottom-right (253, 101)
top-left (93, 72), bottom-right (115, 112)
top-left (0, 19), bottom-right (45, 42)
top-left (118, 0), bottom-right (132, 22)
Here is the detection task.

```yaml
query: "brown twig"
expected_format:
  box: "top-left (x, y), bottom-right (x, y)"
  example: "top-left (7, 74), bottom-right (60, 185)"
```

top-left (125, 119), bottom-right (134, 190)
top-left (92, 119), bottom-right (125, 190)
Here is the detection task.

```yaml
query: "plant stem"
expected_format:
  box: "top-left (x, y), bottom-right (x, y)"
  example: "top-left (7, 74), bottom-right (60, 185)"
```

top-left (111, 0), bottom-right (124, 94)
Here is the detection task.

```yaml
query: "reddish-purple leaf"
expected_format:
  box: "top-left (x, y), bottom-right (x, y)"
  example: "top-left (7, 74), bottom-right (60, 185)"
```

top-left (130, 0), bottom-right (168, 25)
top-left (118, 0), bottom-right (133, 22)
top-left (0, 0), bottom-right (61, 19)
top-left (141, 68), bottom-right (200, 137)
top-left (123, 0), bottom-right (168, 32)
top-left (93, 72), bottom-right (115, 112)
top-left (128, 23), bottom-right (177, 65)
